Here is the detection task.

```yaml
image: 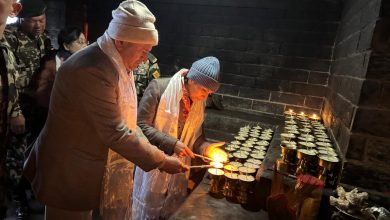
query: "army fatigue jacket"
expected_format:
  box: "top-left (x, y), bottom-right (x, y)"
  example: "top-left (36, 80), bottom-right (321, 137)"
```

top-left (134, 53), bottom-right (160, 100)
top-left (0, 37), bottom-right (22, 146)
top-left (4, 24), bottom-right (52, 96)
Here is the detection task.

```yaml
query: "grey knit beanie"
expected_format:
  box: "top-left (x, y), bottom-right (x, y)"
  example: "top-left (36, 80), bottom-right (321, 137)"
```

top-left (187, 56), bottom-right (221, 93)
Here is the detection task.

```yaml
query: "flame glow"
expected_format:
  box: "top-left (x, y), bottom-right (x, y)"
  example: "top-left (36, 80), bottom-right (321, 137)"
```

top-left (206, 147), bottom-right (228, 165)
top-left (210, 161), bottom-right (224, 169)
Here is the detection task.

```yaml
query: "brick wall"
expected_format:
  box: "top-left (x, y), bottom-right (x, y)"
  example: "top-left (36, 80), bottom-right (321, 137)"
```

top-left (323, 0), bottom-right (390, 192)
top-left (143, 0), bottom-right (340, 116)
top-left (45, 0), bottom-right (66, 48)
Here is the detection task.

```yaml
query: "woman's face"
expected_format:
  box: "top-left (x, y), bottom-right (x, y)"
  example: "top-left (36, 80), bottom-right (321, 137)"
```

top-left (64, 33), bottom-right (87, 54)
top-left (187, 79), bottom-right (213, 102)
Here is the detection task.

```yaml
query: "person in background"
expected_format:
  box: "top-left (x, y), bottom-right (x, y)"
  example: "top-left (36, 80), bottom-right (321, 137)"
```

top-left (55, 26), bottom-right (86, 70)
top-left (134, 52), bottom-right (160, 101)
top-left (4, 0), bottom-right (52, 218)
top-left (0, 0), bottom-right (22, 219)
top-left (34, 26), bottom-right (87, 109)
top-left (23, 1), bottom-right (188, 219)
top-left (133, 56), bottom-right (227, 219)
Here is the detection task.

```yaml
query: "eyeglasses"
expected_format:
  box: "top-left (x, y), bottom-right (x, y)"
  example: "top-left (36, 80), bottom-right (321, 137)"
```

top-left (74, 40), bottom-right (87, 46)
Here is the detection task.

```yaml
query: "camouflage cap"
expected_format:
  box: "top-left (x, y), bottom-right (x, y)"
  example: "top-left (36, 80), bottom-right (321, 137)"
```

top-left (18, 0), bottom-right (47, 18)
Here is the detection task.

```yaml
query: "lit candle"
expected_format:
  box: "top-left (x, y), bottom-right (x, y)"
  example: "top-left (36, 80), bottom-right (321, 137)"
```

top-left (208, 168), bottom-right (225, 198)
top-left (284, 109), bottom-right (296, 116)
top-left (210, 161), bottom-right (224, 169)
top-left (309, 113), bottom-right (320, 121)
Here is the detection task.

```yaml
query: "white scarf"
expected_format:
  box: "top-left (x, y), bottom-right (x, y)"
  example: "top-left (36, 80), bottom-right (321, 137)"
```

top-left (98, 32), bottom-right (138, 220)
top-left (97, 31), bottom-right (137, 130)
top-left (132, 71), bottom-right (205, 220)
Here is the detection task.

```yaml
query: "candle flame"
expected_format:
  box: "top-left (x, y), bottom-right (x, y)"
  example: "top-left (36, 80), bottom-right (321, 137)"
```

top-left (210, 161), bottom-right (224, 169)
top-left (206, 147), bottom-right (228, 164)
top-left (289, 109), bottom-right (293, 113)
top-left (300, 112), bottom-right (305, 116)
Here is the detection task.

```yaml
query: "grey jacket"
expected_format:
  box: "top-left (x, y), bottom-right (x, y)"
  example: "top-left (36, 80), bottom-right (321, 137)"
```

top-left (23, 43), bottom-right (165, 211)
top-left (137, 78), bottom-right (207, 156)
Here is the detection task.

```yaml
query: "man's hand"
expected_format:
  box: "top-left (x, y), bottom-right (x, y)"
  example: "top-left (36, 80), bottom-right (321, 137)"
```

top-left (174, 141), bottom-right (194, 158)
top-left (10, 115), bottom-right (26, 135)
top-left (158, 156), bottom-right (189, 174)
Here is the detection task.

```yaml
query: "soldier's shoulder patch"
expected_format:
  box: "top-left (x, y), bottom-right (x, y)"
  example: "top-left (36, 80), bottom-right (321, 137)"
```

top-left (152, 70), bottom-right (160, 79)
top-left (148, 53), bottom-right (157, 63)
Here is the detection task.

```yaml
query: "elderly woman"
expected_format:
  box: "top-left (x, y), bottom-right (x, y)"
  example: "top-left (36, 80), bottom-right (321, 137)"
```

top-left (132, 56), bottom-right (225, 220)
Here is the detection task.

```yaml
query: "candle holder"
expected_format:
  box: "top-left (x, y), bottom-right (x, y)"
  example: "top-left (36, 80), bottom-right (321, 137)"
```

top-left (295, 149), bottom-right (317, 176)
top-left (250, 153), bottom-right (265, 161)
top-left (229, 161), bottom-right (243, 169)
top-left (281, 133), bottom-right (297, 142)
top-left (298, 136), bottom-right (315, 143)
top-left (317, 138), bottom-right (331, 143)
top-left (223, 164), bottom-right (239, 173)
top-left (248, 137), bottom-right (258, 142)
top-left (254, 145), bottom-right (267, 151)
top-left (240, 147), bottom-right (252, 152)
top-left (263, 128), bottom-right (273, 134)
top-left (298, 141), bottom-right (316, 150)
top-left (284, 109), bottom-right (296, 117)
top-left (238, 132), bottom-right (249, 138)
top-left (247, 158), bottom-right (262, 166)
top-left (281, 143), bottom-right (298, 174)
top-left (230, 140), bottom-right (242, 146)
top-left (225, 146), bottom-right (237, 153)
top-left (309, 114), bottom-right (321, 122)
top-left (235, 135), bottom-right (247, 141)
top-left (223, 173), bottom-right (239, 203)
top-left (315, 142), bottom-right (332, 148)
top-left (237, 174), bottom-right (255, 204)
top-left (244, 162), bottom-right (260, 170)
top-left (259, 133), bottom-right (272, 141)
top-left (251, 150), bottom-right (266, 157)
top-left (238, 166), bottom-right (257, 177)
top-left (208, 168), bottom-right (225, 199)
top-left (317, 148), bottom-right (338, 157)
top-left (233, 152), bottom-right (248, 163)
top-left (317, 155), bottom-right (340, 188)
top-left (284, 128), bottom-right (300, 135)
top-left (256, 140), bottom-right (269, 147)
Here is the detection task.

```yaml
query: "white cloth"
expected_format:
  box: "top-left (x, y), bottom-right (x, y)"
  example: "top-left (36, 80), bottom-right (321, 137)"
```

top-left (55, 54), bottom-right (62, 71)
top-left (97, 32), bottom-right (138, 220)
top-left (132, 72), bottom-right (205, 220)
top-left (107, 0), bottom-right (158, 45)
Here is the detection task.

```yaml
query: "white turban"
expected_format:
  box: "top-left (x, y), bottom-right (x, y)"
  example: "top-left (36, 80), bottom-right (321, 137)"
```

top-left (107, 0), bottom-right (158, 45)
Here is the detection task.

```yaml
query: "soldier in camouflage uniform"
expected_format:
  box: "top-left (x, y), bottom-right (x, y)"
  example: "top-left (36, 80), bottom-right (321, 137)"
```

top-left (4, 0), bottom-right (52, 218)
top-left (0, 0), bottom-right (23, 219)
top-left (134, 52), bottom-right (160, 101)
